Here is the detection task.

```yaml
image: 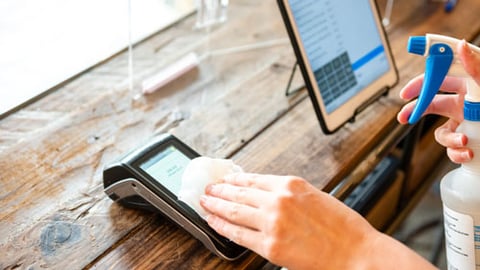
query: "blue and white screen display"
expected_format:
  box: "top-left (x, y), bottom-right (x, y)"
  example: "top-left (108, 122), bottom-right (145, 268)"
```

top-left (288, 0), bottom-right (389, 113)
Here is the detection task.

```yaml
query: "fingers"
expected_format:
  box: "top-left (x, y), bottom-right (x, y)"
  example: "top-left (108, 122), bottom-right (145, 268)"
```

top-left (457, 40), bottom-right (480, 86)
top-left (396, 102), bottom-right (412, 124)
top-left (435, 119), bottom-right (473, 163)
top-left (205, 214), bottom-right (263, 249)
top-left (399, 74), bottom-right (466, 101)
top-left (397, 94), bottom-right (464, 124)
top-left (199, 173), bottom-right (275, 233)
top-left (434, 119), bottom-right (464, 147)
top-left (222, 172), bottom-right (280, 191)
top-left (399, 74), bottom-right (425, 100)
top-left (205, 183), bottom-right (267, 208)
top-left (446, 148), bottom-right (473, 164)
top-left (200, 174), bottom-right (303, 251)
top-left (200, 194), bottom-right (262, 230)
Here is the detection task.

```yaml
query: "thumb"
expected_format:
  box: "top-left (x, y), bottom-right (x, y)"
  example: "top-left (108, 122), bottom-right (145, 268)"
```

top-left (457, 40), bottom-right (480, 86)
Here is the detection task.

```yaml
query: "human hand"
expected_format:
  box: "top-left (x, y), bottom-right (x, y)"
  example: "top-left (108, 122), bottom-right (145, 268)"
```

top-left (397, 40), bottom-right (480, 163)
top-left (200, 173), bottom-right (377, 269)
top-left (200, 173), bottom-right (435, 269)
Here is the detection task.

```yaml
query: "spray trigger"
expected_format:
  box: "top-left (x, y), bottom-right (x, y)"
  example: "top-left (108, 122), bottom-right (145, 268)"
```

top-left (407, 39), bottom-right (454, 124)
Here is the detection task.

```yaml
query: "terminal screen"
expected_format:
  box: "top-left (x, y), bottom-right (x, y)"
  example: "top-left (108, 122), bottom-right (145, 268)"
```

top-left (139, 145), bottom-right (191, 196)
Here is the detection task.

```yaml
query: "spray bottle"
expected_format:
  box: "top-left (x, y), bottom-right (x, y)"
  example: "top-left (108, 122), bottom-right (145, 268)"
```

top-left (407, 33), bottom-right (480, 270)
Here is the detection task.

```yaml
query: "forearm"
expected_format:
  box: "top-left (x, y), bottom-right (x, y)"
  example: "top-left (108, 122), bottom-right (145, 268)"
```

top-left (358, 231), bottom-right (438, 270)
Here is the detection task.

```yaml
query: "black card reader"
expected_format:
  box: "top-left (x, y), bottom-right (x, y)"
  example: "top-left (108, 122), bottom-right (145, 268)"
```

top-left (103, 133), bottom-right (249, 260)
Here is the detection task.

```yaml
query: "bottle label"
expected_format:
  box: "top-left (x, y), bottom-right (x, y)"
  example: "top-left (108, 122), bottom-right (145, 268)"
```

top-left (443, 204), bottom-right (477, 270)
top-left (476, 223), bottom-right (480, 270)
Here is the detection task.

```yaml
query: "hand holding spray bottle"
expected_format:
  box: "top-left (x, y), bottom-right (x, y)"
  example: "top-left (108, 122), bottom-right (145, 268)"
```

top-left (407, 33), bottom-right (480, 270)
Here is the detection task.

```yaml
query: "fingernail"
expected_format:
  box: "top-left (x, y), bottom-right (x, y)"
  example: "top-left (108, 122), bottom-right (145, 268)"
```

top-left (456, 134), bottom-right (466, 146)
top-left (206, 184), bottom-right (219, 194)
top-left (200, 195), bottom-right (209, 205)
top-left (462, 39), bottom-right (473, 55)
top-left (462, 151), bottom-right (473, 161)
top-left (205, 184), bottom-right (212, 194)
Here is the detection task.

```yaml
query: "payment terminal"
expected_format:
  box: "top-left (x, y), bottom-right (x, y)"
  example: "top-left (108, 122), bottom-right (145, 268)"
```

top-left (103, 133), bottom-right (248, 260)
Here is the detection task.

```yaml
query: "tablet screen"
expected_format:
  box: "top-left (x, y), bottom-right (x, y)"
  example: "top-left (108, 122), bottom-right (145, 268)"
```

top-left (278, 0), bottom-right (398, 133)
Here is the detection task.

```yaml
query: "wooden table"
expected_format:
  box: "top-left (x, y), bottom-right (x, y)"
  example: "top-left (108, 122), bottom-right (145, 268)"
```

top-left (2, 0), bottom-right (480, 269)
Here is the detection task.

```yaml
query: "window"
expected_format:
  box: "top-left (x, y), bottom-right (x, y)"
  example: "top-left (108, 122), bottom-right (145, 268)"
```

top-left (0, 0), bottom-right (194, 116)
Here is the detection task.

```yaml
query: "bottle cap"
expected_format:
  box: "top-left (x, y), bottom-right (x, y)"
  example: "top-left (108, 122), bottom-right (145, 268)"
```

top-left (464, 101), bottom-right (480, 121)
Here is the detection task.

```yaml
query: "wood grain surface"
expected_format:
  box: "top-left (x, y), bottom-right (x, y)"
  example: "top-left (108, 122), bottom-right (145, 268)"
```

top-left (2, 0), bottom-right (480, 269)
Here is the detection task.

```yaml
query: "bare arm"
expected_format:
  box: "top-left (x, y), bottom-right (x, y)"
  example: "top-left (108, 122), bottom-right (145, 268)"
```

top-left (200, 173), bottom-right (436, 270)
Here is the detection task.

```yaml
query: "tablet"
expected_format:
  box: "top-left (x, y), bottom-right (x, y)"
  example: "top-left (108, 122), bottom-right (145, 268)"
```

top-left (277, 0), bottom-right (398, 134)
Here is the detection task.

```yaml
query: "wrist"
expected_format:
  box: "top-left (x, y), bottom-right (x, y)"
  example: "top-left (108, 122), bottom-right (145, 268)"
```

top-left (356, 231), bottom-right (437, 270)
top-left (346, 224), bottom-right (383, 270)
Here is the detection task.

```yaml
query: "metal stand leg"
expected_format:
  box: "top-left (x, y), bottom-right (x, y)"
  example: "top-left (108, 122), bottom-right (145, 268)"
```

top-left (285, 61), bottom-right (304, 96)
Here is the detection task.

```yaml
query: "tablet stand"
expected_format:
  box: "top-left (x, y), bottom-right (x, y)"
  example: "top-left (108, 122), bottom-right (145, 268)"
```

top-left (285, 61), bottom-right (305, 96)
top-left (351, 86), bottom-right (390, 123)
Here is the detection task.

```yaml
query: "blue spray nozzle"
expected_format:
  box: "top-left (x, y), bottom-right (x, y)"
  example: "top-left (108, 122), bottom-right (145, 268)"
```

top-left (408, 42), bottom-right (454, 124)
top-left (408, 36), bottom-right (427, 55)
